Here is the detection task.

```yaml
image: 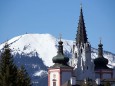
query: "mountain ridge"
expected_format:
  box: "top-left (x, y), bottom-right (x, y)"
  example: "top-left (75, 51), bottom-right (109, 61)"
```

top-left (0, 33), bottom-right (115, 86)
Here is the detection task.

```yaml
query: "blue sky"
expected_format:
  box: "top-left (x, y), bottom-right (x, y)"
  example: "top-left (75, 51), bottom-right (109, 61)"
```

top-left (0, 0), bottom-right (115, 53)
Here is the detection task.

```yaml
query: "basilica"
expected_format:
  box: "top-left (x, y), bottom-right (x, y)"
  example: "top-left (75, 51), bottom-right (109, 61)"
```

top-left (48, 6), bottom-right (115, 86)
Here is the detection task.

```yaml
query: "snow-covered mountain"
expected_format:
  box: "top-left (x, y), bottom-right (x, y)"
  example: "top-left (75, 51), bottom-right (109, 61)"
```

top-left (0, 33), bottom-right (115, 86)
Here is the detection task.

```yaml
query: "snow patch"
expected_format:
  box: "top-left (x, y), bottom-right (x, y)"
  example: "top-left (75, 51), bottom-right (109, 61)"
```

top-left (34, 70), bottom-right (47, 77)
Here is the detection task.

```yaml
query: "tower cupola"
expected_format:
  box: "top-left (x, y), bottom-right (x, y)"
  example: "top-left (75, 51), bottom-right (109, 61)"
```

top-left (52, 40), bottom-right (69, 65)
top-left (94, 40), bottom-right (109, 69)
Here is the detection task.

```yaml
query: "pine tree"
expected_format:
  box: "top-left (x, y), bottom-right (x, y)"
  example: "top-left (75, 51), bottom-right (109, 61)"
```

top-left (0, 43), bottom-right (32, 86)
top-left (0, 43), bottom-right (18, 86)
top-left (17, 65), bottom-right (32, 86)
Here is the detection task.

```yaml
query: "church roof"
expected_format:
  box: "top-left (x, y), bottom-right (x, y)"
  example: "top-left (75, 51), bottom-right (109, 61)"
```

top-left (94, 41), bottom-right (110, 70)
top-left (50, 63), bottom-right (71, 68)
top-left (52, 40), bottom-right (70, 68)
top-left (52, 52), bottom-right (69, 64)
top-left (76, 6), bottom-right (88, 45)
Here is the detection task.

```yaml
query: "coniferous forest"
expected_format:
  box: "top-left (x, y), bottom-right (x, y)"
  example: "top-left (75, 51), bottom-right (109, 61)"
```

top-left (0, 43), bottom-right (32, 86)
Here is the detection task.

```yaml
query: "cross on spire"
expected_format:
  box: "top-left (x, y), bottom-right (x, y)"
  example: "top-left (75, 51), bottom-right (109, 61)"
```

top-left (99, 37), bottom-right (102, 44)
top-left (59, 33), bottom-right (62, 41)
top-left (80, 2), bottom-right (82, 9)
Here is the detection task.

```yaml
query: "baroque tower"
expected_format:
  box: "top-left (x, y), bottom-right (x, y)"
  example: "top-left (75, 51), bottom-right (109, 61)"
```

top-left (48, 39), bottom-right (73, 86)
top-left (94, 40), bottom-right (113, 79)
top-left (70, 5), bottom-right (95, 80)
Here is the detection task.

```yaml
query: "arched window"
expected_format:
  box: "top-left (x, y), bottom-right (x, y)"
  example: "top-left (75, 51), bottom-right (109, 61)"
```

top-left (52, 79), bottom-right (56, 86)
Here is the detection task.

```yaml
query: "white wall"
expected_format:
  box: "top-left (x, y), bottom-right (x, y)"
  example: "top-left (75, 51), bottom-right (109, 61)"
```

top-left (49, 69), bottom-right (60, 86)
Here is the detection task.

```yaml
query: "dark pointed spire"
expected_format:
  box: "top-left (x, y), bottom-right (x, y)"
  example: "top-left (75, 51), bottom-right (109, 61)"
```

top-left (76, 5), bottom-right (88, 45)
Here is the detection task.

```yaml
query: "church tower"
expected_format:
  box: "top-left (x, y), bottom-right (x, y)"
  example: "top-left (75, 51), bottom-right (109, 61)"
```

top-left (70, 5), bottom-right (95, 80)
top-left (48, 39), bottom-right (73, 86)
top-left (94, 40), bottom-right (113, 79)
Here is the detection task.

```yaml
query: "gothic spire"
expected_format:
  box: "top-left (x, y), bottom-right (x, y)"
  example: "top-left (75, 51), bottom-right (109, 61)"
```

top-left (76, 5), bottom-right (88, 45)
